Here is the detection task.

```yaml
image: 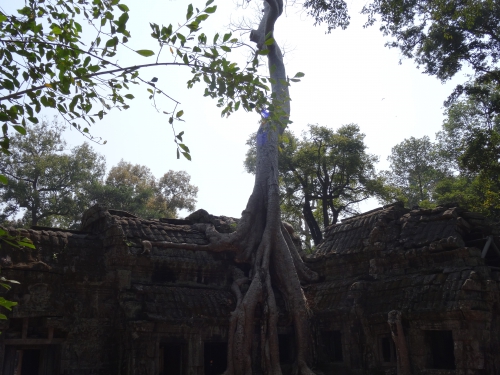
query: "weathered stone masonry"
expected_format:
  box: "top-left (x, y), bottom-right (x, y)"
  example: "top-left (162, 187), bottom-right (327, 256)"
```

top-left (1, 203), bottom-right (499, 374)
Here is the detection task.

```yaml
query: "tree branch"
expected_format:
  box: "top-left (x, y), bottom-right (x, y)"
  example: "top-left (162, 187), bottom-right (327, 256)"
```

top-left (0, 62), bottom-right (190, 103)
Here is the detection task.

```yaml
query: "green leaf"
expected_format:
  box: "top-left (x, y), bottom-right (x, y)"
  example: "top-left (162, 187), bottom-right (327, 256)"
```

top-left (0, 174), bottom-right (7, 185)
top-left (135, 49), bottom-right (155, 57)
top-left (124, 94), bottom-right (134, 99)
top-left (0, 14), bottom-right (7, 23)
top-left (176, 110), bottom-right (184, 117)
top-left (186, 4), bottom-right (193, 20)
top-left (16, 241), bottom-right (35, 249)
top-left (206, 0), bottom-right (214, 5)
top-left (258, 49), bottom-right (269, 55)
top-left (264, 38), bottom-right (275, 46)
top-left (0, 297), bottom-right (17, 310)
top-left (51, 26), bottom-right (63, 35)
top-left (220, 46), bottom-right (231, 53)
top-left (13, 125), bottom-right (26, 135)
top-left (205, 6), bottom-right (217, 13)
top-left (182, 152), bottom-right (191, 161)
top-left (118, 4), bottom-right (129, 12)
top-left (179, 143), bottom-right (190, 152)
top-left (106, 37), bottom-right (118, 47)
top-left (294, 72), bottom-right (305, 78)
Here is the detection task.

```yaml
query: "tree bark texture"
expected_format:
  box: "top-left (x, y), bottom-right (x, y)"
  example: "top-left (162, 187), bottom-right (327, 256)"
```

top-left (194, 1), bottom-right (319, 374)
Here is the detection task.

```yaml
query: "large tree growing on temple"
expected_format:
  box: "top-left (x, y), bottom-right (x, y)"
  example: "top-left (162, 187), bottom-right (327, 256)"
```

top-left (176, 1), bottom-right (318, 373)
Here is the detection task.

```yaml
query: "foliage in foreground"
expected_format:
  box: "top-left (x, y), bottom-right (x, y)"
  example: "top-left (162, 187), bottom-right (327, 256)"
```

top-left (0, 0), bottom-right (272, 162)
top-left (0, 228), bottom-right (34, 323)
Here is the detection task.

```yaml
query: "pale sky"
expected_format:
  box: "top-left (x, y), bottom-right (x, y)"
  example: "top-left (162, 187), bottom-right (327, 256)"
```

top-left (6, 0), bottom-right (469, 219)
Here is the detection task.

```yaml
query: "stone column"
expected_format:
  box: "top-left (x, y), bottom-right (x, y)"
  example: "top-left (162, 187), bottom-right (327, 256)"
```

top-left (188, 334), bottom-right (203, 375)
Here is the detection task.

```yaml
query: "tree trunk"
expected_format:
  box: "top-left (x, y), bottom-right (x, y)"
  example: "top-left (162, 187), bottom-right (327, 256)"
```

top-left (196, 1), bottom-right (319, 373)
top-left (302, 198), bottom-right (322, 246)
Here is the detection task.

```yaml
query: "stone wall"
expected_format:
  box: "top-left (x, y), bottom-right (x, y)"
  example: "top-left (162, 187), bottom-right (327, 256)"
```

top-left (1, 203), bottom-right (499, 375)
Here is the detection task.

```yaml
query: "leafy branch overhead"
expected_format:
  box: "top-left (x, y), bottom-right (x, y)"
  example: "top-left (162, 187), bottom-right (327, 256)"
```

top-left (305, 0), bottom-right (500, 111)
top-left (0, 0), bottom-right (274, 161)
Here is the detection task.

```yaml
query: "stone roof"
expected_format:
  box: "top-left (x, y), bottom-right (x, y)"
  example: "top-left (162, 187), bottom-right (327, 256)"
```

top-left (315, 203), bottom-right (489, 257)
top-left (129, 285), bottom-right (235, 322)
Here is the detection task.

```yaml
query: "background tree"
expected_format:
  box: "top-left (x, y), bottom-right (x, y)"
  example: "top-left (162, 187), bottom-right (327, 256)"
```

top-left (382, 136), bottom-right (449, 208)
top-left (0, 119), bottom-right (105, 228)
top-left (438, 86), bottom-right (500, 176)
top-left (433, 87), bottom-right (500, 219)
top-left (245, 124), bottom-right (385, 247)
top-left (91, 161), bottom-right (198, 219)
top-left (0, 122), bottom-right (199, 228)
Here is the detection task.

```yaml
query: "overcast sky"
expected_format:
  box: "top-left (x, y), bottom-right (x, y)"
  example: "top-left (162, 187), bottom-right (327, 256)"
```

top-left (7, 0), bottom-right (469, 219)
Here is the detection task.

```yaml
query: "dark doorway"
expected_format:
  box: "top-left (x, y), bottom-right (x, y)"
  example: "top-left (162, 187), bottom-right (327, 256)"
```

top-left (204, 342), bottom-right (227, 375)
top-left (425, 330), bottom-right (456, 369)
top-left (322, 331), bottom-right (343, 362)
top-left (380, 336), bottom-right (396, 363)
top-left (22, 349), bottom-right (41, 375)
top-left (160, 344), bottom-right (184, 375)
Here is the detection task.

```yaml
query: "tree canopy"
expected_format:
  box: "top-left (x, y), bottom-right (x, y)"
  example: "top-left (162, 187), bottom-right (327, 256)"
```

top-left (305, 0), bottom-right (500, 110)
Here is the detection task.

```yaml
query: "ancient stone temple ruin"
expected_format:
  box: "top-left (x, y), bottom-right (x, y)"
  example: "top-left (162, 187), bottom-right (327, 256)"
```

top-left (1, 203), bottom-right (499, 374)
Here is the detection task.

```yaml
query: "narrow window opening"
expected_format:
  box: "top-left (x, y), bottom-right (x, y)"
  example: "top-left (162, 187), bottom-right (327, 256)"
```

top-left (6, 318), bottom-right (23, 339)
top-left (425, 330), bottom-right (455, 369)
top-left (204, 342), bottom-right (227, 375)
top-left (322, 331), bottom-right (343, 362)
top-left (159, 343), bottom-right (184, 375)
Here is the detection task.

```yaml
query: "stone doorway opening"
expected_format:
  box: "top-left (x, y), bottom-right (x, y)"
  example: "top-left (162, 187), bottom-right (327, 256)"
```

top-left (204, 342), bottom-right (227, 375)
top-left (425, 330), bottom-right (456, 369)
top-left (159, 343), bottom-right (185, 375)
